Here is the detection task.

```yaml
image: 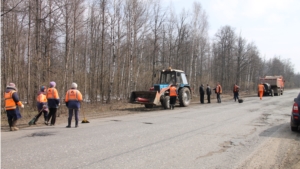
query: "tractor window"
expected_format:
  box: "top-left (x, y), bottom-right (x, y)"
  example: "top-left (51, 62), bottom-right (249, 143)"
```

top-left (176, 74), bottom-right (182, 84)
top-left (181, 73), bottom-right (188, 84)
top-left (160, 72), bottom-right (176, 84)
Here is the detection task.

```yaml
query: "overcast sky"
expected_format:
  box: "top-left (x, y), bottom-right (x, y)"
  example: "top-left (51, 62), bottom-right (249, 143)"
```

top-left (161, 0), bottom-right (300, 73)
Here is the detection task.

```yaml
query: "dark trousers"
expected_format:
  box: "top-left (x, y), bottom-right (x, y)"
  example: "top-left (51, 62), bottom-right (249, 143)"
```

top-left (170, 96), bottom-right (176, 105)
top-left (6, 109), bottom-right (20, 128)
top-left (217, 93), bottom-right (221, 103)
top-left (200, 94), bottom-right (204, 103)
top-left (234, 92), bottom-right (239, 101)
top-left (47, 108), bottom-right (57, 125)
top-left (35, 110), bottom-right (48, 123)
top-left (68, 109), bottom-right (79, 126)
top-left (207, 95), bottom-right (211, 103)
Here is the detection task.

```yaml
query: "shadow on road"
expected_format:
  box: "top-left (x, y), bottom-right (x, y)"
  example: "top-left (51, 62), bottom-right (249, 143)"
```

top-left (259, 122), bottom-right (300, 140)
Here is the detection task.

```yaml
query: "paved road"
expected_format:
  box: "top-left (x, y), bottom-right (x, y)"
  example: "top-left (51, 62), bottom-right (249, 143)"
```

top-left (2, 89), bottom-right (300, 169)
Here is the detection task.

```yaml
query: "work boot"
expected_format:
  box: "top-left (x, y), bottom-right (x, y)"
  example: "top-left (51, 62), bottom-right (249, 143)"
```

top-left (12, 120), bottom-right (19, 131)
top-left (8, 119), bottom-right (13, 131)
top-left (66, 119), bottom-right (71, 128)
top-left (75, 121), bottom-right (78, 128)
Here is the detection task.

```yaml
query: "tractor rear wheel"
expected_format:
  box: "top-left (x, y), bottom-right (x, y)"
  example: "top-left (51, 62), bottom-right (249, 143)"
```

top-left (163, 96), bottom-right (170, 109)
top-left (179, 87), bottom-right (191, 107)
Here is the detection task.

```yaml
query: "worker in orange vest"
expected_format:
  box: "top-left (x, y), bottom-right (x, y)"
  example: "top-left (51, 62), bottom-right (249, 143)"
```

top-left (65, 82), bottom-right (83, 128)
top-left (169, 84), bottom-right (177, 110)
top-left (233, 83), bottom-right (240, 102)
top-left (46, 81), bottom-right (60, 126)
top-left (34, 86), bottom-right (49, 125)
top-left (206, 84), bottom-right (211, 103)
top-left (216, 82), bottom-right (222, 103)
top-left (4, 83), bottom-right (24, 131)
top-left (199, 84), bottom-right (205, 104)
top-left (258, 82), bottom-right (265, 100)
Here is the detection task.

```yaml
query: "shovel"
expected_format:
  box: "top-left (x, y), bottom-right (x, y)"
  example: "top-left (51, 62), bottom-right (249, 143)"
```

top-left (81, 104), bottom-right (89, 123)
top-left (28, 116), bottom-right (36, 126)
top-left (81, 111), bottom-right (89, 123)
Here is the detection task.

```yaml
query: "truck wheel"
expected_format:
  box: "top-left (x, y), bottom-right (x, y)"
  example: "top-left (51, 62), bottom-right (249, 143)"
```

top-left (145, 104), bottom-right (153, 108)
top-left (163, 96), bottom-right (170, 109)
top-left (179, 87), bottom-right (191, 107)
top-left (291, 126), bottom-right (298, 131)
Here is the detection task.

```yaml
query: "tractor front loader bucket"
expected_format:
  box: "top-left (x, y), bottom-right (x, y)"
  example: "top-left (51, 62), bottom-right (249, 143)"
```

top-left (129, 91), bottom-right (161, 105)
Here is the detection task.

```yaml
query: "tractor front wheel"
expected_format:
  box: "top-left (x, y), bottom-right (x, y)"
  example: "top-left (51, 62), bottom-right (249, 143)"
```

top-left (163, 96), bottom-right (170, 109)
top-left (179, 87), bottom-right (191, 107)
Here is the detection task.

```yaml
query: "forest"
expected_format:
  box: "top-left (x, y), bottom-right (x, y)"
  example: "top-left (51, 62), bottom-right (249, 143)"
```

top-left (2, 0), bottom-right (300, 108)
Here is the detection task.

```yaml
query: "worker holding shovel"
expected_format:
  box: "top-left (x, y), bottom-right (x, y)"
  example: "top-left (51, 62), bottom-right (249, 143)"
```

top-left (31, 86), bottom-right (49, 125)
top-left (65, 82), bottom-right (83, 128)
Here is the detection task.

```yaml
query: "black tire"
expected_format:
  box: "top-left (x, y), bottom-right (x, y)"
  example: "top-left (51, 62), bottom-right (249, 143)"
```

top-left (291, 126), bottom-right (298, 132)
top-left (271, 90), bottom-right (274, 97)
top-left (291, 117), bottom-right (298, 131)
top-left (179, 87), bottom-right (191, 107)
top-left (145, 104), bottom-right (153, 108)
top-left (163, 96), bottom-right (170, 109)
top-left (160, 95), bottom-right (165, 106)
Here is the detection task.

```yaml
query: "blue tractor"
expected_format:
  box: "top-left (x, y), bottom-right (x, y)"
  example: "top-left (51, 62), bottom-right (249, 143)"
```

top-left (129, 67), bottom-right (192, 109)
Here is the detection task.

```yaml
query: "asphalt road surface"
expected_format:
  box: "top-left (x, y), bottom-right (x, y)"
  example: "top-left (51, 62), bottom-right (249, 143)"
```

top-left (2, 89), bottom-right (300, 169)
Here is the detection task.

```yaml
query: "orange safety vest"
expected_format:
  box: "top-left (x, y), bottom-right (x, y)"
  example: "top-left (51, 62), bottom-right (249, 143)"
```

top-left (37, 93), bottom-right (47, 103)
top-left (65, 89), bottom-right (83, 102)
top-left (4, 91), bottom-right (21, 110)
top-left (169, 86), bottom-right (177, 97)
top-left (258, 84), bottom-right (264, 92)
top-left (216, 85), bottom-right (222, 94)
top-left (46, 88), bottom-right (59, 99)
top-left (233, 85), bottom-right (239, 92)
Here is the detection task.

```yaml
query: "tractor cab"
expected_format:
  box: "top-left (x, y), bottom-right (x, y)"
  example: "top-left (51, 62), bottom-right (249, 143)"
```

top-left (154, 68), bottom-right (188, 92)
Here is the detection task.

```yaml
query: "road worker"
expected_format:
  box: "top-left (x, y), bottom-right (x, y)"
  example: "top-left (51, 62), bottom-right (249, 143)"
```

top-left (216, 82), bottom-right (222, 103)
top-left (258, 82), bottom-right (265, 100)
top-left (4, 83), bottom-right (24, 131)
top-left (206, 84), bottom-right (211, 103)
top-left (46, 81), bottom-right (60, 126)
top-left (199, 84), bottom-right (205, 104)
top-left (169, 84), bottom-right (177, 110)
top-left (65, 82), bottom-right (83, 128)
top-left (34, 86), bottom-right (48, 125)
top-left (233, 83), bottom-right (240, 102)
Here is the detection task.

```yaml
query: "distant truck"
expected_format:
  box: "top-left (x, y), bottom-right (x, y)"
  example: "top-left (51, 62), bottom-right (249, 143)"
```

top-left (259, 76), bottom-right (285, 96)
